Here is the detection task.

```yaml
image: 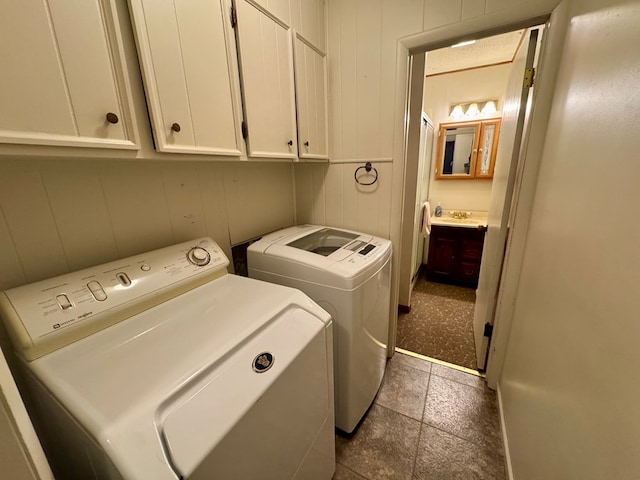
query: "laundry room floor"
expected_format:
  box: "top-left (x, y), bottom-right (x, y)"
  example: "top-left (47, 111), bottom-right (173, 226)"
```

top-left (333, 353), bottom-right (505, 479)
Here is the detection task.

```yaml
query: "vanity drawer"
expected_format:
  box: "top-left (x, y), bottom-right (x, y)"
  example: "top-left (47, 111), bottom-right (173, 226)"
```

top-left (460, 240), bottom-right (483, 261)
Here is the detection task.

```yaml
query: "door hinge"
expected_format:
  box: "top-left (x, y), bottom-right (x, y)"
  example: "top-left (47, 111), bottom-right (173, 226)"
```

top-left (241, 121), bottom-right (248, 139)
top-left (230, 5), bottom-right (237, 28)
top-left (523, 67), bottom-right (535, 88)
top-left (483, 323), bottom-right (494, 338)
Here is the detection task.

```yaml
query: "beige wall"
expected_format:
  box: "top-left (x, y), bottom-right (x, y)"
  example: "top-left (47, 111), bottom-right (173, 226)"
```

top-left (424, 63), bottom-right (511, 211)
top-left (499, 0), bottom-right (640, 477)
top-left (0, 158), bottom-right (295, 290)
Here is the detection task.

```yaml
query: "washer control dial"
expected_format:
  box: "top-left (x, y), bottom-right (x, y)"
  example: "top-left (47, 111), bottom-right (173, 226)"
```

top-left (186, 247), bottom-right (211, 266)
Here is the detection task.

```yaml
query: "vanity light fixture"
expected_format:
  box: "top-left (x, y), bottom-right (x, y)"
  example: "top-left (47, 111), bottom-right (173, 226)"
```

top-left (449, 100), bottom-right (499, 119)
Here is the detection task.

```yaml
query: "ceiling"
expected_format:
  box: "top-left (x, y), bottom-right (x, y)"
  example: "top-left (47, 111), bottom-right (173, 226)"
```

top-left (425, 30), bottom-right (525, 76)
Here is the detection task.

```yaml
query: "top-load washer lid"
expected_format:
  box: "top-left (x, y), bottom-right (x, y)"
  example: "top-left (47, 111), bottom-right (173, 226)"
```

top-left (247, 225), bottom-right (392, 290)
top-left (286, 228), bottom-right (360, 256)
top-left (18, 274), bottom-right (331, 480)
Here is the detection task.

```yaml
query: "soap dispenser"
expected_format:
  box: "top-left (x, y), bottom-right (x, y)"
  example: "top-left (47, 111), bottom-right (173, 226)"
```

top-left (434, 202), bottom-right (442, 217)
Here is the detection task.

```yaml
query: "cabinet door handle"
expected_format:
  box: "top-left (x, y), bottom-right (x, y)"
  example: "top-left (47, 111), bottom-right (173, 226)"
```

top-left (288, 140), bottom-right (293, 146)
top-left (304, 141), bottom-right (309, 147)
top-left (106, 112), bottom-right (119, 124)
top-left (171, 123), bottom-right (181, 133)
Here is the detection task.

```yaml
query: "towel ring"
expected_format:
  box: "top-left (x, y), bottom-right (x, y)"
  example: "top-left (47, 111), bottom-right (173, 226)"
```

top-left (354, 162), bottom-right (378, 186)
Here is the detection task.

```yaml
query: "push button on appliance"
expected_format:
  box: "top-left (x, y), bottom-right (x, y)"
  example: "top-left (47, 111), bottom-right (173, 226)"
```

top-left (56, 294), bottom-right (73, 310)
top-left (87, 280), bottom-right (107, 301)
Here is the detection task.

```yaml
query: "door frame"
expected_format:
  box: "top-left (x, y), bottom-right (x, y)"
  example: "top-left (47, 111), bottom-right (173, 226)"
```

top-left (389, 0), bottom-right (566, 387)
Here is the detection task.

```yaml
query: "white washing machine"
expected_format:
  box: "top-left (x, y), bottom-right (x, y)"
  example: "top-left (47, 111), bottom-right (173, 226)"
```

top-left (247, 225), bottom-right (392, 433)
top-left (0, 238), bottom-right (334, 480)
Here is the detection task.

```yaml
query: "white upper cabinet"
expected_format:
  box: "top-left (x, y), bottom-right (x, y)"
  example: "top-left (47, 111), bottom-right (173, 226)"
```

top-left (0, 0), bottom-right (137, 149)
top-left (291, 0), bottom-right (326, 53)
top-left (128, 0), bottom-right (244, 156)
top-left (251, 0), bottom-right (291, 25)
top-left (294, 36), bottom-right (328, 160)
top-left (234, 0), bottom-right (298, 159)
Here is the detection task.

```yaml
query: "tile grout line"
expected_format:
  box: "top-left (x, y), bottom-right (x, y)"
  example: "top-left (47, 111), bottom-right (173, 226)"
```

top-left (409, 369), bottom-right (432, 477)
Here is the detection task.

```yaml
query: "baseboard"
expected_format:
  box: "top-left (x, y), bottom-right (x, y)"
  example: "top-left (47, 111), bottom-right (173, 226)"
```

top-left (497, 382), bottom-right (514, 480)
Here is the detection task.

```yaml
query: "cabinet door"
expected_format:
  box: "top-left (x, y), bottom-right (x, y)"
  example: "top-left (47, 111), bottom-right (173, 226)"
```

top-left (291, 0), bottom-right (325, 53)
top-left (235, 0), bottom-right (298, 159)
top-left (252, 0), bottom-right (291, 25)
top-left (129, 0), bottom-right (243, 155)
top-left (429, 236), bottom-right (457, 276)
top-left (293, 36), bottom-right (328, 160)
top-left (0, 0), bottom-right (136, 149)
top-left (475, 119), bottom-right (501, 178)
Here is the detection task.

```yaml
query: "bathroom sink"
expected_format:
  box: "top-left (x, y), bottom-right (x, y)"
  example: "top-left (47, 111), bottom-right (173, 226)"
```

top-left (431, 215), bottom-right (488, 229)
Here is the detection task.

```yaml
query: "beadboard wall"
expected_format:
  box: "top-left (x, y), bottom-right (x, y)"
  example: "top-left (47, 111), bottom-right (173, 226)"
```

top-left (294, 162), bottom-right (393, 237)
top-left (295, 0), bottom-right (540, 236)
top-left (0, 158), bottom-right (294, 290)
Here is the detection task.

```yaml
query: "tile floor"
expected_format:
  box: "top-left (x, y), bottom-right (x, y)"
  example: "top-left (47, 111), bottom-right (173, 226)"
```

top-left (333, 353), bottom-right (506, 479)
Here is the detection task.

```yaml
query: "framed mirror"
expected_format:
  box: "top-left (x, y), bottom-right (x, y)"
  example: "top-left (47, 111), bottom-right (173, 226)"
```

top-left (435, 119), bottom-right (501, 180)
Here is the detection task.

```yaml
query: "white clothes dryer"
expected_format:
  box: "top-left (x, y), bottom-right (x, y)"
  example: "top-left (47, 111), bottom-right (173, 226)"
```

top-left (0, 238), bottom-right (334, 480)
top-left (247, 225), bottom-right (392, 433)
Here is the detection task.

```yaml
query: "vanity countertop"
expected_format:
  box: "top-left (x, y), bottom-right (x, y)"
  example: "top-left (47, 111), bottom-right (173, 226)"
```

top-left (430, 211), bottom-right (488, 229)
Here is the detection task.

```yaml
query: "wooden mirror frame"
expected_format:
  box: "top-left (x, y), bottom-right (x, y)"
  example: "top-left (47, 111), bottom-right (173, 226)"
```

top-left (435, 118), bottom-right (501, 180)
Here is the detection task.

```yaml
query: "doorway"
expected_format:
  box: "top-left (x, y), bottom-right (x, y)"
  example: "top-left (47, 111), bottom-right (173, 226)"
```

top-left (396, 26), bottom-right (543, 372)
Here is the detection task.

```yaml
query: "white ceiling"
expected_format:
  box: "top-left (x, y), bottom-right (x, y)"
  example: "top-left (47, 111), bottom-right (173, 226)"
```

top-left (425, 30), bottom-right (525, 76)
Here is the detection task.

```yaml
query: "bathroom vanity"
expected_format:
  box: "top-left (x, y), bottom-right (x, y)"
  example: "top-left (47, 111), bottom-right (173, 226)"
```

top-left (426, 217), bottom-right (487, 287)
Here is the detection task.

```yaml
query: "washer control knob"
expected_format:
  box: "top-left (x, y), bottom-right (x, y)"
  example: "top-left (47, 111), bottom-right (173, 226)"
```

top-left (187, 247), bottom-right (211, 266)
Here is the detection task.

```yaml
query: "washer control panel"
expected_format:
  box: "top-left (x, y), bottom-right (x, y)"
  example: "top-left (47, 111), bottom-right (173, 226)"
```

top-left (0, 237), bottom-right (228, 360)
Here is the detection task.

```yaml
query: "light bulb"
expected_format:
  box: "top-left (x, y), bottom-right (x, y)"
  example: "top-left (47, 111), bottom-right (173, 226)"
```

top-left (481, 101), bottom-right (497, 116)
top-left (466, 103), bottom-right (479, 118)
top-left (450, 105), bottom-right (464, 119)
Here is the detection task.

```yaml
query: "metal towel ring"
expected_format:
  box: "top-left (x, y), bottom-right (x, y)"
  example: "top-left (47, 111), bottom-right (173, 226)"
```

top-left (354, 162), bottom-right (378, 186)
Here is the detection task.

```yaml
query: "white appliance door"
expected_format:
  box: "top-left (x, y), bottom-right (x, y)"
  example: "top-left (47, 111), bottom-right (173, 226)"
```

top-left (473, 29), bottom-right (541, 370)
top-left (161, 307), bottom-right (334, 479)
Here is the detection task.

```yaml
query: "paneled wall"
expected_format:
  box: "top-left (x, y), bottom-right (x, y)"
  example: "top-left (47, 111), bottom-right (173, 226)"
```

top-left (294, 162), bottom-right (393, 237)
top-left (296, 0), bottom-right (543, 235)
top-left (0, 158), bottom-right (294, 290)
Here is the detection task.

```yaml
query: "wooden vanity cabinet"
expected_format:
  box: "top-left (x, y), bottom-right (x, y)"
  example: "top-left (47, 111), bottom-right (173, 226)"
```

top-left (426, 225), bottom-right (486, 287)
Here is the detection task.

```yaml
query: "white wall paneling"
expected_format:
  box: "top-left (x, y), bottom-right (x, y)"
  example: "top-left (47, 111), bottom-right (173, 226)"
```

top-left (294, 162), bottom-right (393, 238)
top-left (128, 0), bottom-right (244, 155)
top-left (235, 0), bottom-right (298, 159)
top-left (0, 158), bottom-right (295, 289)
top-left (0, 0), bottom-right (138, 150)
top-left (222, 163), bottom-right (296, 244)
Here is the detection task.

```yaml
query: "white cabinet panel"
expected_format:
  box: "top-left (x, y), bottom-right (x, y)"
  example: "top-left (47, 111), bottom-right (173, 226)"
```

top-left (253, 0), bottom-right (291, 25)
top-left (235, 0), bottom-right (298, 159)
top-left (0, 0), bottom-right (137, 149)
top-left (294, 36), bottom-right (328, 159)
top-left (291, 0), bottom-right (326, 53)
top-left (129, 0), bottom-right (243, 155)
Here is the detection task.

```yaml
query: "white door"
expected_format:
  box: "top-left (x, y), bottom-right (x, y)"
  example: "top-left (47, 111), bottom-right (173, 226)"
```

top-left (411, 114), bottom-right (434, 278)
top-left (473, 29), bottom-right (541, 370)
top-left (235, 0), bottom-right (298, 159)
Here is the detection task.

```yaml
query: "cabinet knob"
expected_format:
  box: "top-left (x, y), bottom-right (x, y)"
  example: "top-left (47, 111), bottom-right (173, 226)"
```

top-left (304, 141), bottom-right (309, 147)
top-left (171, 123), bottom-right (181, 133)
top-left (287, 140), bottom-right (293, 146)
top-left (106, 112), bottom-right (119, 124)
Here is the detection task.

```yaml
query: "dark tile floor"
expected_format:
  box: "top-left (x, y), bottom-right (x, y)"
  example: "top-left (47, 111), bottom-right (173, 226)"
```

top-left (334, 353), bottom-right (505, 480)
